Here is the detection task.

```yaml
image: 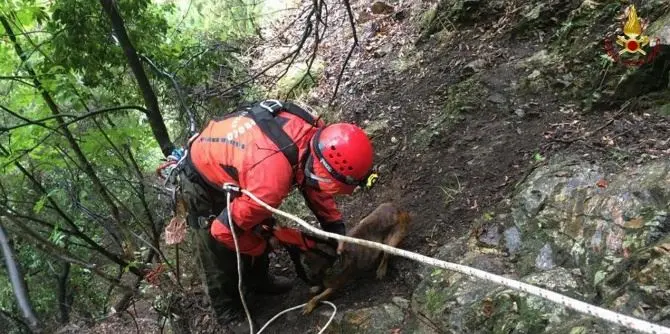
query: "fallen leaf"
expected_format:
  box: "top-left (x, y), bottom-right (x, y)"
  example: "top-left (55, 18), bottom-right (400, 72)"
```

top-left (624, 217), bottom-right (644, 229)
top-left (652, 243), bottom-right (670, 254)
top-left (481, 298), bottom-right (494, 318)
top-left (596, 178), bottom-right (608, 188)
top-left (165, 216), bottom-right (187, 245)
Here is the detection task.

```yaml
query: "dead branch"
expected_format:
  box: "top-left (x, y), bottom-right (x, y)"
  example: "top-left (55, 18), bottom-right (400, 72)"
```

top-left (329, 0), bottom-right (359, 105)
top-left (217, 5), bottom-right (315, 98)
top-left (269, 7), bottom-right (316, 95)
top-left (284, 0), bottom-right (324, 99)
top-left (550, 101), bottom-right (631, 144)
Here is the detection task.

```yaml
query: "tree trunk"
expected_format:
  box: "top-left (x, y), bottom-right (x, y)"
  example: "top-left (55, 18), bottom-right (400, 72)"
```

top-left (0, 222), bottom-right (40, 332)
top-left (99, 0), bottom-right (175, 157)
top-left (57, 260), bottom-right (72, 324)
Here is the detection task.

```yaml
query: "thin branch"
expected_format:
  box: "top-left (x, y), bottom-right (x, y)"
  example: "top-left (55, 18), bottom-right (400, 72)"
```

top-left (139, 54), bottom-right (197, 134)
top-left (285, 0), bottom-right (323, 99)
top-left (0, 204), bottom-right (77, 236)
top-left (0, 143), bottom-right (141, 277)
top-left (329, 0), bottom-right (359, 105)
top-left (270, 8), bottom-right (315, 90)
top-left (175, 43), bottom-right (241, 75)
top-left (217, 8), bottom-right (314, 97)
top-left (0, 104), bottom-right (62, 134)
top-left (0, 308), bottom-right (34, 334)
top-left (0, 133), bottom-right (54, 169)
top-left (0, 105), bottom-right (149, 133)
top-left (0, 75), bottom-right (36, 87)
top-left (0, 29), bottom-right (51, 37)
top-left (4, 216), bottom-right (134, 293)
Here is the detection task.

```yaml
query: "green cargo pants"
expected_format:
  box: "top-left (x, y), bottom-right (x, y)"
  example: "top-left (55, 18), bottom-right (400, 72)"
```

top-left (177, 160), bottom-right (271, 325)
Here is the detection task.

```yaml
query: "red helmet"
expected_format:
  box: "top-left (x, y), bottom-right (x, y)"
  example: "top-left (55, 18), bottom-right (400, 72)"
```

top-left (304, 123), bottom-right (374, 195)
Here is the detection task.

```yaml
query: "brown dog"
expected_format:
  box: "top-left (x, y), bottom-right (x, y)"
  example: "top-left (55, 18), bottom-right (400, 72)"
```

top-left (299, 202), bottom-right (411, 314)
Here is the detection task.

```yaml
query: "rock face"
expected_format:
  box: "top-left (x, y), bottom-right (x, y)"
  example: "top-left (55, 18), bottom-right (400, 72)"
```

top-left (411, 154), bottom-right (670, 333)
top-left (326, 155), bottom-right (670, 333)
top-left (325, 298), bottom-right (408, 333)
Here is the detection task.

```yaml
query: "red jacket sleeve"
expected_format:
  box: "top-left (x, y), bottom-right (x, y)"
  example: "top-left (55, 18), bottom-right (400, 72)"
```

top-left (229, 155), bottom-right (293, 231)
top-left (300, 185), bottom-right (343, 224)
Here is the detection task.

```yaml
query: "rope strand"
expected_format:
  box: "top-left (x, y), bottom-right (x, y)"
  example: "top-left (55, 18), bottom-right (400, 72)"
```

top-left (226, 191), bottom-right (255, 333)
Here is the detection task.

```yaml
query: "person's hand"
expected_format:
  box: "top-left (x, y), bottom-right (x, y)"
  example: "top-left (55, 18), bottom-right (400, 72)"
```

top-left (336, 240), bottom-right (345, 255)
top-left (320, 221), bottom-right (346, 254)
top-left (252, 218), bottom-right (276, 240)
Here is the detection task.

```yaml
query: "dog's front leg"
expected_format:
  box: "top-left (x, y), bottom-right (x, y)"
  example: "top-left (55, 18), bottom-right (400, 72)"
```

top-left (302, 263), bottom-right (356, 315)
top-left (303, 287), bottom-right (334, 315)
top-left (377, 219), bottom-right (409, 280)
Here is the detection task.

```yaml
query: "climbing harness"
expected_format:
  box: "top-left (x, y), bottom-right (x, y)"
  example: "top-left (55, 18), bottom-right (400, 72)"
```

top-left (248, 99), bottom-right (320, 170)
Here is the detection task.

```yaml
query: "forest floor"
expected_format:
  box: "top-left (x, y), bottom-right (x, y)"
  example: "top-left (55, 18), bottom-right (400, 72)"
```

top-left (57, 0), bottom-right (670, 333)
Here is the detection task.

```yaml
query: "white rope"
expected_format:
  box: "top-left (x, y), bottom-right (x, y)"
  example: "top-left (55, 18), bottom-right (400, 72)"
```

top-left (226, 191), bottom-right (255, 333)
top-left (239, 188), bottom-right (670, 334)
top-left (256, 301), bottom-right (337, 334)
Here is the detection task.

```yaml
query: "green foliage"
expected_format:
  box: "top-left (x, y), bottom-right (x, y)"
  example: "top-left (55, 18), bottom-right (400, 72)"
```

top-left (0, 0), bottom-right (266, 330)
top-left (49, 0), bottom-right (174, 87)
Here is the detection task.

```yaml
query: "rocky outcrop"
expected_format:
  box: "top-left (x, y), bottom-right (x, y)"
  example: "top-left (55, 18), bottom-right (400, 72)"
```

top-left (417, 0), bottom-right (506, 43)
top-left (412, 154), bottom-right (670, 333)
top-left (324, 154), bottom-right (670, 333)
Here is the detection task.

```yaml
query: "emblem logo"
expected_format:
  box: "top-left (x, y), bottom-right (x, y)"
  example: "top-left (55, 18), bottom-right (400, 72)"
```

top-left (603, 5), bottom-right (661, 67)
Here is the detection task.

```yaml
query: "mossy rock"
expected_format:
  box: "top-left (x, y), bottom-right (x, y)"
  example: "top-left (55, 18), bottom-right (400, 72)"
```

top-left (509, 0), bottom-right (583, 37)
top-left (274, 60), bottom-right (325, 99)
top-left (416, 0), bottom-right (505, 43)
top-left (411, 76), bottom-right (488, 148)
top-left (411, 154), bottom-right (670, 332)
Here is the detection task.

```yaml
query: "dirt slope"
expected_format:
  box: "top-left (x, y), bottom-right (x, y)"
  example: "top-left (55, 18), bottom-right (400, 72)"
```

top-left (245, 1), bottom-right (670, 333)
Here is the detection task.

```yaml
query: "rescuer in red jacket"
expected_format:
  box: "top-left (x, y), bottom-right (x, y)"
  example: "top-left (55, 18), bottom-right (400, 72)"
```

top-left (176, 99), bottom-right (375, 329)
